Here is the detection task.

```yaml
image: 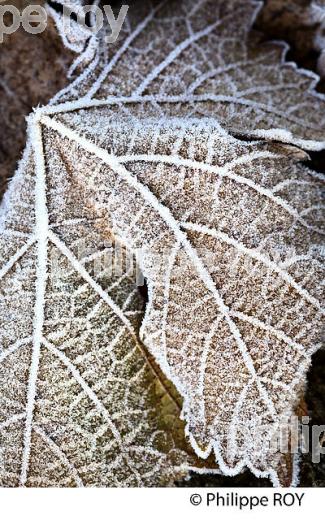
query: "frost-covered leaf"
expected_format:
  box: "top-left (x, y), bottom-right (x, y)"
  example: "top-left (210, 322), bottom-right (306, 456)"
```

top-left (53, 0), bottom-right (325, 150)
top-left (33, 105), bottom-right (324, 486)
top-left (2, 0), bottom-right (324, 489)
top-left (0, 141), bottom-right (214, 487)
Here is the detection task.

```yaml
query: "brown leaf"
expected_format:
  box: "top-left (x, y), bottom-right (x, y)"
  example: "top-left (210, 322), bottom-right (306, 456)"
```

top-left (34, 108), bottom-right (324, 485)
top-left (0, 143), bottom-right (215, 486)
top-left (54, 0), bottom-right (325, 150)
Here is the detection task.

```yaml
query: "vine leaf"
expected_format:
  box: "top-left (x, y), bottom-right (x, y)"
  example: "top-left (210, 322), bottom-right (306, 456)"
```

top-left (51, 0), bottom-right (325, 150)
top-left (0, 141), bottom-right (216, 487)
top-left (31, 106), bottom-right (324, 485)
top-left (1, 0), bottom-right (324, 488)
